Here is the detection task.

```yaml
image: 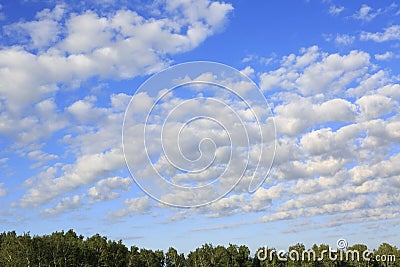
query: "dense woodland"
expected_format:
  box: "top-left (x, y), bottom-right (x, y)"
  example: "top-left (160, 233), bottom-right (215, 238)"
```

top-left (0, 230), bottom-right (398, 266)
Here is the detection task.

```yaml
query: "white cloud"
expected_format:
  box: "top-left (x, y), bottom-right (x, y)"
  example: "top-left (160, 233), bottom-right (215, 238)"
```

top-left (88, 177), bottom-right (132, 203)
top-left (18, 89), bottom-right (150, 209)
top-left (119, 62), bottom-right (277, 206)
top-left (205, 194), bottom-right (247, 217)
top-left (257, 175), bottom-right (399, 225)
top-left (378, 84), bottom-right (400, 100)
top-left (60, 11), bottom-right (111, 54)
top-left (374, 51), bottom-right (394, 61)
top-left (282, 46), bottom-right (320, 69)
top-left (4, 15), bottom-right (62, 49)
top-left (1, 2), bottom-right (398, 231)
top-left (273, 97), bottom-right (356, 136)
top-left (27, 150), bottom-right (58, 167)
top-left (353, 4), bottom-right (381, 21)
top-left (346, 70), bottom-right (388, 97)
top-left (165, 0), bottom-right (233, 31)
top-left (0, 0), bottom-right (233, 128)
top-left (109, 196), bottom-right (152, 218)
top-left (126, 46), bottom-right (399, 222)
top-left (335, 34), bottom-right (355, 46)
top-left (67, 96), bottom-right (107, 123)
top-left (360, 25), bottom-right (400, 42)
top-left (240, 66), bottom-right (255, 78)
top-left (20, 148), bottom-right (125, 207)
top-left (41, 195), bottom-right (84, 216)
top-left (0, 98), bottom-right (68, 145)
top-left (300, 128), bottom-right (339, 155)
top-left (1, 1), bottom-right (233, 209)
top-left (356, 94), bottom-right (396, 120)
top-left (180, 46), bottom-right (398, 224)
top-left (259, 47), bottom-right (370, 95)
top-left (329, 5), bottom-right (344, 16)
top-left (350, 154), bottom-right (400, 185)
top-left (110, 93), bottom-right (132, 112)
top-left (296, 50), bottom-right (370, 95)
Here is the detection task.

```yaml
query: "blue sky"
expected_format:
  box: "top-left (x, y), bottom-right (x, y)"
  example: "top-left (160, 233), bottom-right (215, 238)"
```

top-left (0, 0), bottom-right (399, 254)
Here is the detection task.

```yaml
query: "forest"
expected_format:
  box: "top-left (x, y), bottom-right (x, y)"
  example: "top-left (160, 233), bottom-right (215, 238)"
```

top-left (0, 230), bottom-right (398, 267)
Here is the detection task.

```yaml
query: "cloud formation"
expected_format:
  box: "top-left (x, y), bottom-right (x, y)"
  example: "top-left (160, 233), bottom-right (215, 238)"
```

top-left (0, 2), bottom-right (398, 242)
top-left (360, 25), bottom-right (400, 42)
top-left (0, 0), bottom-right (233, 209)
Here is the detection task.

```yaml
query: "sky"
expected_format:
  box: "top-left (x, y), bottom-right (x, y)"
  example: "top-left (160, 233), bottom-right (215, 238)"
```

top-left (0, 0), bottom-right (399, 255)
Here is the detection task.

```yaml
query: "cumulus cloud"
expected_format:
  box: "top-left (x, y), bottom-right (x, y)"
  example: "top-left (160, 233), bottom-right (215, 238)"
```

top-left (41, 195), bottom-right (84, 216)
top-left (88, 177), bottom-right (132, 203)
top-left (360, 25), bottom-right (400, 42)
top-left (20, 148), bottom-right (125, 207)
top-left (109, 196), bottom-right (152, 218)
top-left (183, 46), bottom-right (400, 226)
top-left (356, 94), bottom-right (396, 120)
top-left (27, 45), bottom-right (398, 226)
top-left (272, 97), bottom-right (356, 136)
top-left (0, 0), bottom-right (233, 209)
top-left (67, 96), bottom-right (107, 124)
top-left (3, 4), bottom-right (65, 49)
top-left (143, 46), bottom-right (398, 223)
top-left (374, 51), bottom-right (394, 61)
top-left (0, 3), bottom-right (234, 210)
top-left (1, 0), bottom-right (399, 233)
top-left (240, 66), bottom-right (255, 78)
top-left (0, 0), bottom-right (233, 121)
top-left (0, 98), bottom-right (68, 146)
top-left (260, 46), bottom-right (370, 96)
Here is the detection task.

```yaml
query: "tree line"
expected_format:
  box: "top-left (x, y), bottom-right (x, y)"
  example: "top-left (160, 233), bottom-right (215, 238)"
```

top-left (0, 230), bottom-right (398, 266)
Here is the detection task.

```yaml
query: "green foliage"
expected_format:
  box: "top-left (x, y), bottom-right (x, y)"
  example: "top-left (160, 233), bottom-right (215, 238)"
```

top-left (166, 247), bottom-right (185, 267)
top-left (0, 231), bottom-right (399, 267)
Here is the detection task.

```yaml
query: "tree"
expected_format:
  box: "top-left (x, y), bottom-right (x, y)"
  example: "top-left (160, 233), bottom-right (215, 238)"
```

top-left (139, 248), bottom-right (164, 267)
top-left (237, 245), bottom-right (251, 267)
top-left (129, 245), bottom-right (144, 267)
top-left (85, 233), bottom-right (108, 266)
top-left (18, 232), bottom-right (34, 267)
top-left (374, 243), bottom-right (398, 267)
top-left (0, 231), bottom-right (29, 266)
top-left (314, 244), bottom-right (335, 267)
top-left (346, 243), bottom-right (369, 267)
top-left (0, 230), bottom-right (399, 267)
top-left (214, 245), bottom-right (230, 266)
top-left (187, 244), bottom-right (214, 267)
top-left (166, 247), bottom-right (185, 267)
top-left (287, 243), bottom-right (305, 267)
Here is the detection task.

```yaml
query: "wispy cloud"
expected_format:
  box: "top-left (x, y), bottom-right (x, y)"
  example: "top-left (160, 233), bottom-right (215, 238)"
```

top-left (328, 5), bottom-right (344, 16)
top-left (360, 25), bottom-right (400, 42)
top-left (335, 34), bottom-right (355, 46)
top-left (353, 4), bottom-right (381, 21)
top-left (0, 183), bottom-right (7, 197)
